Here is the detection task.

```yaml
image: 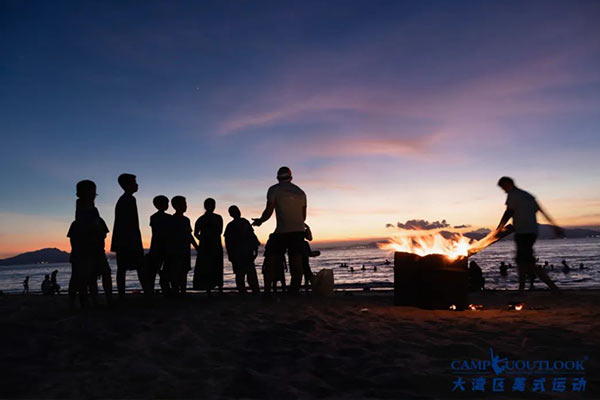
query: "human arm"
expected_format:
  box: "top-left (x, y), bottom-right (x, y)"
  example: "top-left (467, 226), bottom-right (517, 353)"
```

top-left (252, 199), bottom-right (275, 227)
top-left (537, 202), bottom-right (565, 237)
top-left (304, 223), bottom-right (312, 241)
top-left (193, 218), bottom-right (201, 241)
top-left (496, 207), bottom-right (514, 231)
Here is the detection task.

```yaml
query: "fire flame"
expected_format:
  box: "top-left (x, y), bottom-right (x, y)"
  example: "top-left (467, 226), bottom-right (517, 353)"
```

top-left (378, 225), bottom-right (513, 260)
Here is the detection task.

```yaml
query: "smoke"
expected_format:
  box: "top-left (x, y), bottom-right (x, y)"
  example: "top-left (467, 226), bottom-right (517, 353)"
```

top-left (389, 219), bottom-right (450, 231)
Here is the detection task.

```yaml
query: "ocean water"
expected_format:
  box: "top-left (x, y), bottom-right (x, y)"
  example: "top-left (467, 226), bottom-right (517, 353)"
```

top-left (1, 238), bottom-right (598, 294)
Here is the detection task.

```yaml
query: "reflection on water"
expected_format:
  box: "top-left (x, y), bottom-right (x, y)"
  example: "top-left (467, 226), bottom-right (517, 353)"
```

top-left (1, 238), bottom-right (598, 293)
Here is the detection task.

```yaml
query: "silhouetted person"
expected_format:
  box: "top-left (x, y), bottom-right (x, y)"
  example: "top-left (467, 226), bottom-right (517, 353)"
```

top-left (167, 196), bottom-right (198, 295)
top-left (562, 260), bottom-right (571, 273)
top-left (68, 180), bottom-right (112, 308)
top-left (373, 266), bottom-right (377, 272)
top-left (111, 173), bottom-right (145, 298)
top-left (361, 264), bottom-right (366, 271)
top-left (499, 261), bottom-right (508, 276)
top-left (50, 270), bottom-right (60, 294)
top-left (468, 261), bottom-right (485, 291)
top-left (301, 224), bottom-right (315, 291)
top-left (224, 205), bottom-right (260, 294)
top-left (496, 176), bottom-right (563, 294)
top-left (23, 276), bottom-right (29, 294)
top-left (147, 195), bottom-right (172, 295)
top-left (253, 166), bottom-right (307, 297)
top-left (579, 263), bottom-right (585, 270)
top-left (543, 261), bottom-right (549, 270)
top-left (193, 198), bottom-right (224, 295)
top-left (41, 275), bottom-right (53, 296)
top-left (271, 251), bottom-right (287, 293)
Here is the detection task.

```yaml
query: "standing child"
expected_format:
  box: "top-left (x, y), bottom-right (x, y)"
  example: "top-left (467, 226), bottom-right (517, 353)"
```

top-left (147, 195), bottom-right (172, 295)
top-left (224, 205), bottom-right (260, 294)
top-left (111, 173), bottom-right (145, 298)
top-left (167, 196), bottom-right (198, 295)
top-left (193, 198), bottom-right (224, 296)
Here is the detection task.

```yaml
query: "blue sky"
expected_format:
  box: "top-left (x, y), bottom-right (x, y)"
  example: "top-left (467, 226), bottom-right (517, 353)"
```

top-left (1, 0), bottom-right (599, 256)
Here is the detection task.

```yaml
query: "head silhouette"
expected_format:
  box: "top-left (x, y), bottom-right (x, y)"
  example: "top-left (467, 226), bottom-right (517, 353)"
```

top-left (153, 195), bottom-right (169, 211)
top-left (228, 205), bottom-right (241, 219)
top-left (171, 196), bottom-right (187, 214)
top-left (497, 176), bottom-right (515, 193)
top-left (118, 173), bottom-right (138, 194)
top-left (44, 274), bottom-right (50, 280)
top-left (204, 198), bottom-right (216, 213)
top-left (277, 166), bottom-right (292, 182)
top-left (76, 180), bottom-right (96, 201)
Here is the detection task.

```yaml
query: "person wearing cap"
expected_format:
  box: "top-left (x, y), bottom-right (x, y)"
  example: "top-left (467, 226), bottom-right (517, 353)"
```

top-left (253, 166), bottom-right (307, 295)
top-left (496, 176), bottom-right (563, 294)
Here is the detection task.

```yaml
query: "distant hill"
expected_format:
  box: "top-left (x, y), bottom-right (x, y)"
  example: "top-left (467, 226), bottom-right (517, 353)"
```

top-left (503, 224), bottom-right (600, 240)
top-left (0, 248), bottom-right (70, 266)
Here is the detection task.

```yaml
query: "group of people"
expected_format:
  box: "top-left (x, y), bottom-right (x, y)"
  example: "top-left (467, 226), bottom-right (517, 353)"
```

top-left (62, 171), bottom-right (569, 306)
top-left (22, 271), bottom-right (61, 296)
top-left (66, 166), bottom-right (317, 308)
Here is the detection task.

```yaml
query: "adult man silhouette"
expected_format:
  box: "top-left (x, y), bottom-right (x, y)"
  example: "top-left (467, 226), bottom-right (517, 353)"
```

top-left (496, 176), bottom-right (562, 294)
top-left (253, 166), bottom-right (307, 295)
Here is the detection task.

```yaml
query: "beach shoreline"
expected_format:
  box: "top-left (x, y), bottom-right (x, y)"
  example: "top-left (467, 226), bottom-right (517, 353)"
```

top-left (1, 290), bottom-right (598, 398)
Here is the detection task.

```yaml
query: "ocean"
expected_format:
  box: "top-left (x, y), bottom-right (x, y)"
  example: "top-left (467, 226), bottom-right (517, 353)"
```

top-left (1, 238), bottom-right (598, 294)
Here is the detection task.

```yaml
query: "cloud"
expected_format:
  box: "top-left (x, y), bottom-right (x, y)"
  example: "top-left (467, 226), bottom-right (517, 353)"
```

top-left (391, 219), bottom-right (450, 231)
top-left (453, 224), bottom-right (471, 229)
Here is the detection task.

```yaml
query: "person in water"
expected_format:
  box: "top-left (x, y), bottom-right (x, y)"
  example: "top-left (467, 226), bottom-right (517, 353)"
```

top-left (496, 176), bottom-right (563, 294)
top-left (194, 198), bottom-right (224, 295)
top-left (253, 166), bottom-right (307, 297)
top-left (167, 196), bottom-right (198, 295)
top-left (562, 260), bottom-right (571, 273)
top-left (67, 179), bottom-right (112, 308)
top-left (147, 195), bottom-right (172, 295)
top-left (499, 261), bottom-right (508, 276)
top-left (224, 205), bottom-right (261, 295)
top-left (111, 173), bottom-right (145, 298)
top-left (22, 276), bottom-right (29, 294)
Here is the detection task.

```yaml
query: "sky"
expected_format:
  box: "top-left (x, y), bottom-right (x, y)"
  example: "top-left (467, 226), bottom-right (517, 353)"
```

top-left (1, 0), bottom-right (599, 257)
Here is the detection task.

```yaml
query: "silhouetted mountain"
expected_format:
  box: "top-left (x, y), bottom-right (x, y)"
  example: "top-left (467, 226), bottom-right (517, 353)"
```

top-left (0, 248), bottom-right (70, 266)
top-left (465, 228), bottom-right (492, 241)
top-left (499, 224), bottom-right (599, 240)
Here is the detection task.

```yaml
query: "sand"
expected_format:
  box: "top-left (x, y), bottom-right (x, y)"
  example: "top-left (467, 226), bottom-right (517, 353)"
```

top-left (0, 290), bottom-right (598, 399)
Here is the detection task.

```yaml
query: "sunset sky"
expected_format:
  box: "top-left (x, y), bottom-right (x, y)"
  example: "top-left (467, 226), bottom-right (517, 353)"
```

top-left (1, 1), bottom-right (599, 257)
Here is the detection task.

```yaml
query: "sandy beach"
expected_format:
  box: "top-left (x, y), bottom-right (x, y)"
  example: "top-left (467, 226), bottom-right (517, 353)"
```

top-left (0, 290), bottom-right (598, 399)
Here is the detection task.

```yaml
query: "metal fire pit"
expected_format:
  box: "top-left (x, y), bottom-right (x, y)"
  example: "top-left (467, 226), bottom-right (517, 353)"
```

top-left (394, 252), bottom-right (469, 310)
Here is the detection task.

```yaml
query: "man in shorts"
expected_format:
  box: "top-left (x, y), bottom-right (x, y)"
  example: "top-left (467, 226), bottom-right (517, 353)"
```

top-left (496, 176), bottom-right (563, 294)
top-left (253, 166), bottom-right (307, 295)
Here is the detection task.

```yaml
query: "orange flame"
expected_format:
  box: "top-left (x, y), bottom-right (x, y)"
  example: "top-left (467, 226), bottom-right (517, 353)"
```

top-left (378, 225), bottom-right (513, 260)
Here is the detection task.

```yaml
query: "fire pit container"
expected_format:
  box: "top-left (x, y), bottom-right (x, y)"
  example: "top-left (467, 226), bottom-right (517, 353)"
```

top-left (394, 252), bottom-right (468, 310)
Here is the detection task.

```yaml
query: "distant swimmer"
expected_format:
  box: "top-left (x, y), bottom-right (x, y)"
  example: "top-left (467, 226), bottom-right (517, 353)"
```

top-left (23, 276), bottom-right (29, 294)
top-left (579, 263), bottom-right (585, 270)
top-left (543, 261), bottom-right (549, 270)
top-left (350, 267), bottom-right (354, 272)
top-left (499, 262), bottom-right (508, 276)
top-left (561, 260), bottom-right (570, 273)
top-left (373, 266), bottom-right (377, 272)
top-left (384, 259), bottom-right (391, 265)
top-left (361, 265), bottom-right (366, 271)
